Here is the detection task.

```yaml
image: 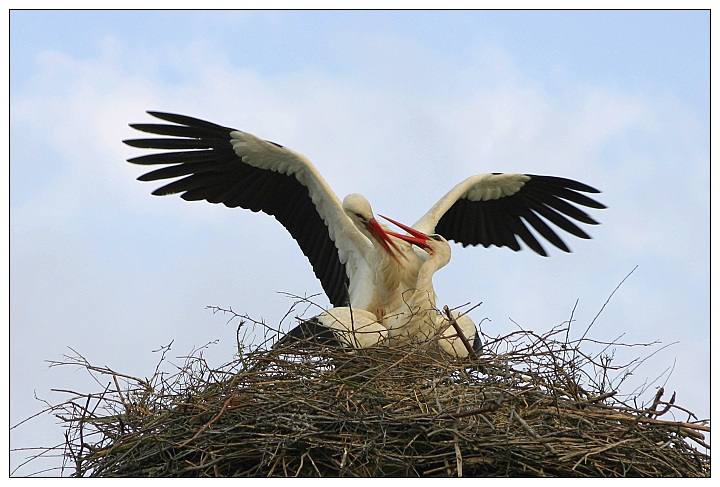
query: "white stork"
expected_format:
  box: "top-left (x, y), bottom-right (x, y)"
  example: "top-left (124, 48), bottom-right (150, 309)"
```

top-left (380, 227), bottom-right (453, 345)
top-left (275, 236), bottom-right (478, 352)
top-left (125, 112), bottom-right (418, 319)
top-left (125, 112), bottom-right (605, 320)
top-left (381, 217), bottom-right (482, 358)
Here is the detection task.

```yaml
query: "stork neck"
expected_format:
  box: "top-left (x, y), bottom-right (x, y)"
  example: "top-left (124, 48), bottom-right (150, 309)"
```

top-left (372, 243), bottom-right (402, 297)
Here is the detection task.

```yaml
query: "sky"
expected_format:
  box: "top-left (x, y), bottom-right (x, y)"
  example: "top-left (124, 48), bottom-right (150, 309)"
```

top-left (8, 9), bottom-right (710, 476)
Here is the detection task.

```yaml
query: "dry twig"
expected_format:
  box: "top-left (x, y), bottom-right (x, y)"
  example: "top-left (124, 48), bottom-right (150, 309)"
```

top-left (16, 304), bottom-right (709, 478)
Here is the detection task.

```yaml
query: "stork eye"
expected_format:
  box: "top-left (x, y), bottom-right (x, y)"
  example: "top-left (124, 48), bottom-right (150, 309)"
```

top-left (431, 235), bottom-right (443, 241)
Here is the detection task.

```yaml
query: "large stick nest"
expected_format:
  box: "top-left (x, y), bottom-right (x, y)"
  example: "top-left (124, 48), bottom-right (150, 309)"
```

top-left (31, 305), bottom-right (709, 477)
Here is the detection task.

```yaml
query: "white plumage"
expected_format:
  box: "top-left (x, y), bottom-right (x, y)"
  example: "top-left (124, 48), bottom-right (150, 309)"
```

top-left (437, 310), bottom-right (481, 359)
top-left (383, 233), bottom-right (452, 345)
top-left (317, 308), bottom-right (387, 348)
top-left (276, 307), bottom-right (387, 350)
top-left (379, 222), bottom-right (482, 358)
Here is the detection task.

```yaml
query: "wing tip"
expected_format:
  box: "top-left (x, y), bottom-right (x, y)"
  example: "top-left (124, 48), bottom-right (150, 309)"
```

top-left (146, 110), bottom-right (172, 119)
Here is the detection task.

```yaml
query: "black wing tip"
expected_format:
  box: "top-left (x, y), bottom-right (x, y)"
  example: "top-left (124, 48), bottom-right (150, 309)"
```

top-left (273, 317), bottom-right (343, 350)
top-left (472, 333), bottom-right (483, 354)
top-left (575, 183), bottom-right (603, 194)
top-left (137, 173), bottom-right (158, 182)
top-left (123, 138), bottom-right (145, 148)
top-left (146, 110), bottom-right (179, 120)
top-left (123, 111), bottom-right (177, 128)
top-left (128, 122), bottom-right (152, 130)
top-left (533, 246), bottom-right (550, 257)
top-left (150, 187), bottom-right (178, 196)
top-left (126, 153), bottom-right (150, 164)
top-left (124, 137), bottom-right (177, 148)
top-left (144, 110), bottom-right (234, 131)
top-left (527, 174), bottom-right (604, 194)
top-left (527, 174), bottom-right (608, 212)
top-left (127, 122), bottom-right (180, 134)
top-left (123, 137), bottom-right (191, 148)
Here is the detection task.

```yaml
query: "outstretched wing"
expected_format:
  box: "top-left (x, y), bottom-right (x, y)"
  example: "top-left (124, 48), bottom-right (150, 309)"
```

top-left (412, 173), bottom-right (606, 256)
top-left (124, 111), bottom-right (371, 306)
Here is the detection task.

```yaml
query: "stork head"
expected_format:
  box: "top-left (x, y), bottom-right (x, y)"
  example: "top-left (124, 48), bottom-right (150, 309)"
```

top-left (379, 215), bottom-right (452, 267)
top-left (342, 194), bottom-right (406, 264)
top-left (342, 194), bottom-right (375, 224)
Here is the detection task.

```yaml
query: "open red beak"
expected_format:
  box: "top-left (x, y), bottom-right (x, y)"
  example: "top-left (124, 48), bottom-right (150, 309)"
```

top-left (364, 217), bottom-right (407, 265)
top-left (378, 214), bottom-right (431, 250)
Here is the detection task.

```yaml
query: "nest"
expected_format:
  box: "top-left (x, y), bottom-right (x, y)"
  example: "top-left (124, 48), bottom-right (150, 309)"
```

top-left (26, 306), bottom-right (709, 477)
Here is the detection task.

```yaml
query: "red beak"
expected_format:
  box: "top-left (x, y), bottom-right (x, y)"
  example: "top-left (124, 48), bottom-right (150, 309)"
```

top-left (364, 217), bottom-right (407, 265)
top-left (378, 214), bottom-right (431, 250)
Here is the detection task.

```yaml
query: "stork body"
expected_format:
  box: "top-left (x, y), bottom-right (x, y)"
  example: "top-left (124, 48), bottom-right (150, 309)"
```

top-left (125, 112), bottom-right (606, 320)
top-left (382, 217), bottom-right (482, 357)
top-left (339, 194), bottom-right (408, 317)
top-left (275, 307), bottom-right (387, 349)
top-left (383, 233), bottom-right (452, 345)
top-left (437, 310), bottom-right (482, 359)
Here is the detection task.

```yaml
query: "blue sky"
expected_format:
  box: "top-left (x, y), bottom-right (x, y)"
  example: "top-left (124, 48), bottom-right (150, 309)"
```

top-left (9, 9), bottom-right (710, 475)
